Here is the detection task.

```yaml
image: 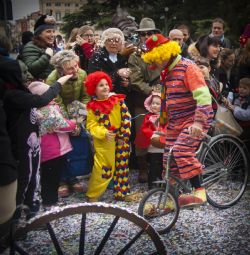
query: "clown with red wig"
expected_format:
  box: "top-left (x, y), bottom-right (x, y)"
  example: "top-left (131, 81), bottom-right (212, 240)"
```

top-left (142, 34), bottom-right (214, 208)
top-left (85, 71), bottom-right (139, 202)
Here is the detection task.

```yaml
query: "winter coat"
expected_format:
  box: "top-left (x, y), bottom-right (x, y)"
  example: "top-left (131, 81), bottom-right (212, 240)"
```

top-left (188, 43), bottom-right (219, 78)
top-left (46, 69), bottom-right (90, 115)
top-left (1, 53), bottom-right (62, 184)
top-left (74, 42), bottom-right (96, 73)
top-left (0, 100), bottom-right (17, 186)
top-left (21, 41), bottom-right (54, 79)
top-left (128, 52), bottom-right (161, 107)
top-left (88, 47), bottom-right (129, 96)
top-left (230, 93), bottom-right (250, 123)
top-left (40, 119), bottom-right (76, 163)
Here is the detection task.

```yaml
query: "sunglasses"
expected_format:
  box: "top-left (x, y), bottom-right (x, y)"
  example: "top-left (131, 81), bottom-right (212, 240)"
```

top-left (139, 31), bottom-right (155, 37)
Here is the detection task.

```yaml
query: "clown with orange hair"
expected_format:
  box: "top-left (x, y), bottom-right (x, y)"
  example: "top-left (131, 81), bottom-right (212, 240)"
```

top-left (85, 71), bottom-right (139, 202)
top-left (142, 34), bottom-right (214, 208)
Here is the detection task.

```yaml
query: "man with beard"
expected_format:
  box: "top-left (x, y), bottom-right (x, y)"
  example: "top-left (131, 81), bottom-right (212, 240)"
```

top-left (46, 50), bottom-right (91, 198)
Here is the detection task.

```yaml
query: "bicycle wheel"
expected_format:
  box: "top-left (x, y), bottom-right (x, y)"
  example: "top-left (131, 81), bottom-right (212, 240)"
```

top-left (138, 187), bottom-right (179, 235)
top-left (11, 203), bottom-right (166, 255)
top-left (199, 134), bottom-right (249, 209)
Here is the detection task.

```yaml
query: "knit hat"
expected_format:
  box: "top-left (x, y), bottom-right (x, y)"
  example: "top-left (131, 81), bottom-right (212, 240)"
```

top-left (240, 23), bottom-right (250, 47)
top-left (28, 81), bottom-right (50, 95)
top-left (142, 34), bottom-right (181, 64)
top-left (136, 18), bottom-right (160, 32)
top-left (100, 28), bottom-right (125, 47)
top-left (34, 15), bottom-right (56, 36)
top-left (85, 71), bottom-right (113, 96)
top-left (144, 91), bottom-right (161, 112)
top-left (77, 25), bottom-right (95, 36)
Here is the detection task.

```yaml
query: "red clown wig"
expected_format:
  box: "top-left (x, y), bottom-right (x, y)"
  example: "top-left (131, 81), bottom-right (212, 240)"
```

top-left (85, 71), bottom-right (113, 96)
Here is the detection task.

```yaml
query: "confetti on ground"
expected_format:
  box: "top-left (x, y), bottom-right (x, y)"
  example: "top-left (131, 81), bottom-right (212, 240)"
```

top-left (3, 170), bottom-right (250, 255)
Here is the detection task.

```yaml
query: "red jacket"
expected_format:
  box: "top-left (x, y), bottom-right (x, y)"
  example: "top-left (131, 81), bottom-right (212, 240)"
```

top-left (134, 113), bottom-right (166, 149)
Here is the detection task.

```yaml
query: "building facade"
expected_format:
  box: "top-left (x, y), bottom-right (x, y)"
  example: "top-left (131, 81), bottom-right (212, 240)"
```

top-left (39, 0), bottom-right (87, 23)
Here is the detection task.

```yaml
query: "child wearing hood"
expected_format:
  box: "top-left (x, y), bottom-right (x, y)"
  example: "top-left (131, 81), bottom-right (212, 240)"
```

top-left (135, 92), bottom-right (166, 189)
top-left (28, 81), bottom-right (77, 207)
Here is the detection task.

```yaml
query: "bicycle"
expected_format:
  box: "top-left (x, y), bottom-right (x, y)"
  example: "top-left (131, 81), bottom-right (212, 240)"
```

top-left (138, 133), bottom-right (249, 234)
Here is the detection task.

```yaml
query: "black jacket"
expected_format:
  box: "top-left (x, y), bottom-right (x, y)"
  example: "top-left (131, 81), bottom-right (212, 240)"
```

top-left (0, 53), bottom-right (61, 185)
top-left (88, 47), bottom-right (129, 96)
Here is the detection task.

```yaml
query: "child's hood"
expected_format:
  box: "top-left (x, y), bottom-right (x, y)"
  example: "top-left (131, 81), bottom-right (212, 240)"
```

top-left (144, 91), bottom-right (161, 112)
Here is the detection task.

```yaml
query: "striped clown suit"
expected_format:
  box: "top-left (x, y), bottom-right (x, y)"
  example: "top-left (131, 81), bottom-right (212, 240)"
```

top-left (162, 56), bottom-right (214, 180)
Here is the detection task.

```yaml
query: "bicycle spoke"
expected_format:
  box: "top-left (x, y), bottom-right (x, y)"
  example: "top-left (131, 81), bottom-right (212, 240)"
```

top-left (94, 216), bottom-right (119, 255)
top-left (117, 229), bottom-right (144, 255)
top-left (12, 243), bottom-right (29, 255)
top-left (201, 135), bottom-right (248, 208)
top-left (79, 213), bottom-right (86, 255)
top-left (47, 222), bottom-right (63, 255)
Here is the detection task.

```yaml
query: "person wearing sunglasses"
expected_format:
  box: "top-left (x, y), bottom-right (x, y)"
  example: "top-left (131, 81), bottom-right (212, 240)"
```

top-left (128, 18), bottom-right (162, 184)
top-left (75, 25), bottom-right (98, 73)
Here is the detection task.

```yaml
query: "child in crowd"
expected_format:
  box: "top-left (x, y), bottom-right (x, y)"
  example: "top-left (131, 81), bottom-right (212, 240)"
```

top-left (226, 78), bottom-right (250, 140)
top-left (28, 81), bottom-right (77, 207)
top-left (85, 71), bottom-right (140, 202)
top-left (134, 92), bottom-right (166, 190)
top-left (195, 57), bottom-right (223, 112)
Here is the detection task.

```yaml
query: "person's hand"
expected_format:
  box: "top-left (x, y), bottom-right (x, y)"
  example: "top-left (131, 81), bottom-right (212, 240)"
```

top-left (117, 68), bottom-right (131, 79)
top-left (45, 47), bottom-right (54, 57)
top-left (76, 35), bottom-right (87, 45)
top-left (105, 131), bottom-right (116, 142)
top-left (57, 74), bottom-right (73, 85)
top-left (71, 124), bottom-right (81, 136)
top-left (117, 139), bottom-right (125, 146)
top-left (227, 102), bottom-right (235, 111)
top-left (221, 96), bottom-right (228, 105)
top-left (188, 123), bottom-right (203, 137)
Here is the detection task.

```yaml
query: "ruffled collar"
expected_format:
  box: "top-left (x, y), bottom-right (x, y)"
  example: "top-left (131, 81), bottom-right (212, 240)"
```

top-left (87, 93), bottom-right (126, 114)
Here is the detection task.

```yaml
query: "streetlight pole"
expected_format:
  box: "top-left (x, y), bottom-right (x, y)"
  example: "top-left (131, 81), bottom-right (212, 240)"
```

top-left (164, 6), bottom-right (169, 36)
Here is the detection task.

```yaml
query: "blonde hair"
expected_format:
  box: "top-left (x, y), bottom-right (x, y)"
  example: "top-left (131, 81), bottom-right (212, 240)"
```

top-left (142, 41), bottom-right (181, 64)
top-left (66, 27), bottom-right (79, 49)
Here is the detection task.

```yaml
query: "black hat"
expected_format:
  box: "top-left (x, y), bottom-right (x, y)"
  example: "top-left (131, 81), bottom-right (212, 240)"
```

top-left (34, 15), bottom-right (56, 35)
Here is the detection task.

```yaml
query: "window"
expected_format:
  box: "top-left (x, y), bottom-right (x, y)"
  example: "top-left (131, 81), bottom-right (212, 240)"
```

top-left (75, 3), bottom-right (79, 7)
top-left (65, 3), bottom-right (70, 7)
top-left (55, 2), bottom-right (61, 6)
top-left (55, 12), bottom-right (61, 21)
top-left (46, 3), bottom-right (51, 6)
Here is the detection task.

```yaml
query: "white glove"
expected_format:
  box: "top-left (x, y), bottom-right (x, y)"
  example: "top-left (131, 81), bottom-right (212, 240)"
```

top-left (45, 47), bottom-right (54, 57)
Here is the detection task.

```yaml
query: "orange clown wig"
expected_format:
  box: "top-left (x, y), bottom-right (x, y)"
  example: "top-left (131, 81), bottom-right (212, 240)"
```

top-left (84, 71), bottom-right (113, 96)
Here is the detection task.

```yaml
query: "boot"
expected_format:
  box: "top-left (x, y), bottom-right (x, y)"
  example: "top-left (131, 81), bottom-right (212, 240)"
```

top-left (178, 187), bottom-right (207, 208)
top-left (137, 156), bottom-right (148, 183)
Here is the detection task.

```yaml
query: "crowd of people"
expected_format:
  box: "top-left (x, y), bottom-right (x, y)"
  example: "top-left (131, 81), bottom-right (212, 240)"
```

top-left (1, 12), bottom-right (250, 249)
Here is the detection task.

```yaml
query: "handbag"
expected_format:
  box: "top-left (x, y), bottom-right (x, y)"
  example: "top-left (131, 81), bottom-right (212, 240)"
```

top-left (212, 96), bottom-right (243, 137)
